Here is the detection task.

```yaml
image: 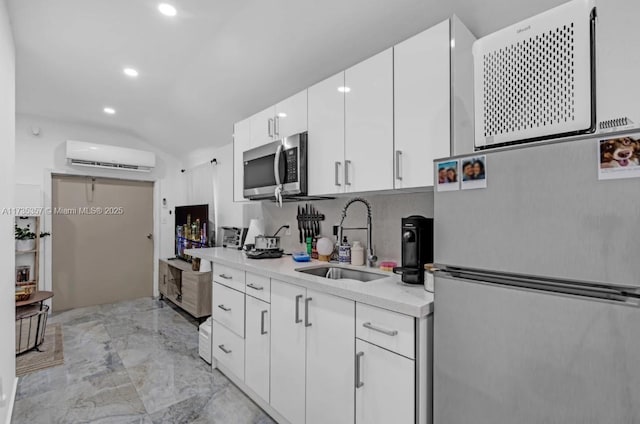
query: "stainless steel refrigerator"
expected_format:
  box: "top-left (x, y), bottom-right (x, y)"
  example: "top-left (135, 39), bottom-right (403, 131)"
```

top-left (432, 132), bottom-right (640, 423)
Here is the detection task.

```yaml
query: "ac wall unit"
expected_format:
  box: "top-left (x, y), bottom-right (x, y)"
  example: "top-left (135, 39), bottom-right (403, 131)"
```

top-left (473, 0), bottom-right (597, 149)
top-left (65, 140), bottom-right (156, 172)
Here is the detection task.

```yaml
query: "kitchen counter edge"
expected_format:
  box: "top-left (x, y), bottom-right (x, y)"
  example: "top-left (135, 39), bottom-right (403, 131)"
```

top-left (185, 247), bottom-right (433, 318)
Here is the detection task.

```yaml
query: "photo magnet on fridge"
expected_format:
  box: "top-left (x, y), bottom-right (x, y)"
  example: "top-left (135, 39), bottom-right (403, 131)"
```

top-left (598, 135), bottom-right (640, 180)
top-left (461, 155), bottom-right (487, 190)
top-left (436, 160), bottom-right (460, 192)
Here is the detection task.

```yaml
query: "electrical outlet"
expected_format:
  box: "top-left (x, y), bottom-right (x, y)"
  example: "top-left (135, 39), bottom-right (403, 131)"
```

top-left (285, 223), bottom-right (292, 236)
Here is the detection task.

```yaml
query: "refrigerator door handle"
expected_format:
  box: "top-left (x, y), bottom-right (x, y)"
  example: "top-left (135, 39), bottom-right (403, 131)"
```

top-left (441, 268), bottom-right (640, 306)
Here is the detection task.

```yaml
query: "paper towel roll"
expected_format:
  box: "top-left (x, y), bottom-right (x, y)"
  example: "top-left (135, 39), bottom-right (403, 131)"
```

top-left (244, 218), bottom-right (265, 247)
top-left (199, 260), bottom-right (212, 272)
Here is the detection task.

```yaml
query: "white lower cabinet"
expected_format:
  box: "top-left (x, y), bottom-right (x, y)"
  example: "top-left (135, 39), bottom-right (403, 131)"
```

top-left (270, 279), bottom-right (307, 424)
top-left (245, 295), bottom-right (270, 403)
top-left (210, 262), bottom-right (427, 424)
top-left (212, 320), bottom-right (245, 380)
top-left (305, 288), bottom-right (355, 424)
top-left (355, 338), bottom-right (415, 424)
top-left (270, 280), bottom-right (356, 424)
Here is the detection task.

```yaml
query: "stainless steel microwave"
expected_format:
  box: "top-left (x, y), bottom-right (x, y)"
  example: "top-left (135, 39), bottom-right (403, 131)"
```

top-left (243, 132), bottom-right (307, 200)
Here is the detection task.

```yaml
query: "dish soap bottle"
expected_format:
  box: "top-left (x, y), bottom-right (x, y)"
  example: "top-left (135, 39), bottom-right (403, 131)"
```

top-left (339, 236), bottom-right (351, 264)
top-left (350, 241), bottom-right (364, 266)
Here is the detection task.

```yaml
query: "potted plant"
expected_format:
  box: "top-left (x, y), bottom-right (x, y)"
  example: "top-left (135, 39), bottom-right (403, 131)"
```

top-left (14, 224), bottom-right (50, 251)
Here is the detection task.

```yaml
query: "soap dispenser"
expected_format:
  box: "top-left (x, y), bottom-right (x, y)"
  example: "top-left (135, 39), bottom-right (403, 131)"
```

top-left (338, 236), bottom-right (351, 264)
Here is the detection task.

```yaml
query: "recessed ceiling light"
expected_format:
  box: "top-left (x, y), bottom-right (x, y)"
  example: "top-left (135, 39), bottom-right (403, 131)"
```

top-left (338, 86), bottom-right (351, 93)
top-left (158, 3), bottom-right (177, 16)
top-left (123, 67), bottom-right (139, 77)
top-left (103, 107), bottom-right (116, 115)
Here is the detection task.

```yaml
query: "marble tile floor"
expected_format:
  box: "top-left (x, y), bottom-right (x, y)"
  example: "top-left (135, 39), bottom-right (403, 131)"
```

top-left (11, 297), bottom-right (276, 424)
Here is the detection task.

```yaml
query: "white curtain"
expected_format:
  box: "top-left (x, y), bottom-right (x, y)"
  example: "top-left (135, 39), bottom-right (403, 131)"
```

top-left (185, 162), bottom-right (216, 233)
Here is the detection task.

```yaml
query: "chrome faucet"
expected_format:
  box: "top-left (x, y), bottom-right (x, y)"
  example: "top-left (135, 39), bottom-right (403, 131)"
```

top-left (337, 197), bottom-right (377, 267)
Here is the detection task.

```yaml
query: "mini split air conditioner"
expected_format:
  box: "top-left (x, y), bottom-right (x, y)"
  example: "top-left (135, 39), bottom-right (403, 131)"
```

top-left (65, 140), bottom-right (156, 172)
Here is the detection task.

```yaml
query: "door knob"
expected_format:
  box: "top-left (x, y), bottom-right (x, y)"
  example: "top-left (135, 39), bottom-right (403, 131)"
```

top-left (147, 233), bottom-right (153, 239)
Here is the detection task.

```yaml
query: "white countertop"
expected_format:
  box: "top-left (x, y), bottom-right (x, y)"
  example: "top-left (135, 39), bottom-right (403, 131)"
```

top-left (185, 247), bottom-right (433, 318)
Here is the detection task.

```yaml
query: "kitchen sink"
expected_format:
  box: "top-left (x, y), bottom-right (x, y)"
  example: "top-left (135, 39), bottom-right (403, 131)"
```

top-left (295, 265), bottom-right (386, 282)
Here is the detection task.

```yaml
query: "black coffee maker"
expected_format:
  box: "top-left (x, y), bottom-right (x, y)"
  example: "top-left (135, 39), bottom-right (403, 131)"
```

top-left (393, 215), bottom-right (434, 284)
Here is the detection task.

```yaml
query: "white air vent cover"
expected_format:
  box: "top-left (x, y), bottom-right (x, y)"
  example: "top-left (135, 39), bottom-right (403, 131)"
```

top-left (66, 140), bottom-right (156, 172)
top-left (473, 0), bottom-right (597, 149)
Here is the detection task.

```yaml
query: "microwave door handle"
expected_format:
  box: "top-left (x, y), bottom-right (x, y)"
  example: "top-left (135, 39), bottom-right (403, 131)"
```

top-left (274, 143), bottom-right (283, 187)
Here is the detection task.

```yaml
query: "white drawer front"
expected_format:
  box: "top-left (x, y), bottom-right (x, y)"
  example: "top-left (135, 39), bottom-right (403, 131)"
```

top-left (213, 282), bottom-right (245, 337)
top-left (245, 272), bottom-right (270, 303)
top-left (356, 303), bottom-right (415, 359)
top-left (212, 321), bottom-right (245, 380)
top-left (213, 263), bottom-right (245, 292)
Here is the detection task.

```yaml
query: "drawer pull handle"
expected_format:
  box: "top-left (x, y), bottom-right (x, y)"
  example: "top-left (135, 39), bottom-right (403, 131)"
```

top-left (295, 294), bottom-right (303, 324)
top-left (363, 322), bottom-right (398, 336)
top-left (218, 344), bottom-right (232, 354)
top-left (218, 304), bottom-right (231, 312)
top-left (304, 297), bottom-right (313, 327)
top-left (355, 351), bottom-right (364, 388)
top-left (219, 274), bottom-right (232, 280)
top-left (261, 310), bottom-right (268, 335)
top-left (247, 283), bottom-right (264, 291)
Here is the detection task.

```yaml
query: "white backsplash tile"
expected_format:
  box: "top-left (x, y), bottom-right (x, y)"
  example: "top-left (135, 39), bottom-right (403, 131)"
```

top-left (259, 191), bottom-right (434, 264)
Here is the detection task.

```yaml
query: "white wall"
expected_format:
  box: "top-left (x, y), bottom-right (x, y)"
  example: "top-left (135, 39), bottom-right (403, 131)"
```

top-left (184, 143), bottom-right (253, 245)
top-left (14, 114), bottom-right (186, 299)
top-left (0, 1), bottom-right (16, 421)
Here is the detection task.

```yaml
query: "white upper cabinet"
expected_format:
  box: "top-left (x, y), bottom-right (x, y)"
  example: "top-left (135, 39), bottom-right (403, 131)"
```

top-left (234, 16), bottom-right (474, 198)
top-left (250, 90), bottom-right (308, 148)
top-left (308, 72), bottom-right (346, 196)
top-left (250, 106), bottom-right (277, 148)
top-left (345, 48), bottom-right (394, 193)
top-left (233, 118), bottom-right (251, 202)
top-left (394, 20), bottom-right (451, 189)
top-left (275, 90), bottom-right (308, 140)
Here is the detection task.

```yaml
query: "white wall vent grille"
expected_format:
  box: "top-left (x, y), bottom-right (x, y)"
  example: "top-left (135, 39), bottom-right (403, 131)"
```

top-left (473, 0), bottom-right (597, 149)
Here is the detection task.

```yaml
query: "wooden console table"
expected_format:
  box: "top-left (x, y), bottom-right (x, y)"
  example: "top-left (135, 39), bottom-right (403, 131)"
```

top-left (159, 259), bottom-right (212, 318)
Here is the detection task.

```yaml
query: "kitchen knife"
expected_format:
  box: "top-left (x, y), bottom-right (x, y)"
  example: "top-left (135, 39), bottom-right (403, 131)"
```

top-left (298, 205), bottom-right (303, 243)
top-left (305, 204), bottom-right (309, 240)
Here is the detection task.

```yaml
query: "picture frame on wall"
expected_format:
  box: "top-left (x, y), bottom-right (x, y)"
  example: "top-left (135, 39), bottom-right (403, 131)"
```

top-left (16, 266), bottom-right (30, 283)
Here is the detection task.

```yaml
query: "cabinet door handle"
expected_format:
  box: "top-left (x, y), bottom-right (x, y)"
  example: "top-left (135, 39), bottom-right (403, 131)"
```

top-left (395, 150), bottom-right (403, 181)
top-left (268, 118), bottom-right (274, 137)
top-left (304, 297), bottom-right (313, 327)
top-left (295, 294), bottom-right (303, 324)
top-left (247, 283), bottom-right (264, 291)
top-left (261, 310), bottom-right (268, 335)
top-left (274, 116), bottom-right (280, 137)
top-left (334, 161), bottom-right (342, 186)
top-left (163, 275), bottom-right (166, 284)
top-left (219, 274), bottom-right (232, 280)
top-left (363, 322), bottom-right (398, 336)
top-left (218, 344), bottom-right (232, 354)
top-left (218, 304), bottom-right (231, 312)
top-left (355, 351), bottom-right (364, 388)
top-left (344, 160), bottom-right (351, 186)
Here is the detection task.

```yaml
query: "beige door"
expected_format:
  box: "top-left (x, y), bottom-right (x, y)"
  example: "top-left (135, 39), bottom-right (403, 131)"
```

top-left (52, 175), bottom-right (154, 311)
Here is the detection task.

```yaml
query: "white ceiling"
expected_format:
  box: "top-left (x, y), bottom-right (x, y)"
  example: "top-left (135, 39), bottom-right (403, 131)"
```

top-left (7, 0), bottom-right (567, 158)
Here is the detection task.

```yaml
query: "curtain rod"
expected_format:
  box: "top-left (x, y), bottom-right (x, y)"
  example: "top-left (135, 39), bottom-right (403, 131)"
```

top-left (181, 158), bottom-right (217, 173)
